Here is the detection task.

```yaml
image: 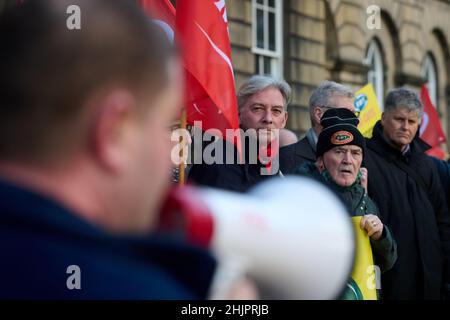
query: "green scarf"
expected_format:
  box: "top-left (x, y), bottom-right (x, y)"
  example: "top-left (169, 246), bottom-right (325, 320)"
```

top-left (321, 170), bottom-right (362, 192)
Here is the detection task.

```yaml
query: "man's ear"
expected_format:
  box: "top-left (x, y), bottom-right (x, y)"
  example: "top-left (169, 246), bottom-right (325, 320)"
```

top-left (381, 112), bottom-right (386, 126)
top-left (316, 156), bottom-right (325, 172)
top-left (313, 106), bottom-right (322, 125)
top-left (89, 89), bottom-right (136, 173)
top-left (282, 111), bottom-right (288, 128)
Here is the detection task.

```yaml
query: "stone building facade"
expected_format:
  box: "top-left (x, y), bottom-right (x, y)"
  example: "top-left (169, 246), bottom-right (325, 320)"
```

top-left (1, 0), bottom-right (449, 143)
top-left (227, 0), bottom-right (450, 143)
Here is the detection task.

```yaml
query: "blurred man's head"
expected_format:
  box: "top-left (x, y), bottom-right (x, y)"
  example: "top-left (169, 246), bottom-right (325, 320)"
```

top-left (279, 129), bottom-right (298, 147)
top-left (0, 0), bottom-right (181, 233)
top-left (308, 81), bottom-right (355, 135)
top-left (237, 75), bottom-right (290, 145)
top-left (316, 109), bottom-right (365, 187)
top-left (381, 88), bottom-right (423, 152)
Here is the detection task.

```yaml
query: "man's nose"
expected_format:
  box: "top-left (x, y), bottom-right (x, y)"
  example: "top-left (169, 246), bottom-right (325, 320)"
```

top-left (342, 152), bottom-right (352, 163)
top-left (262, 110), bottom-right (273, 124)
top-left (401, 121), bottom-right (409, 130)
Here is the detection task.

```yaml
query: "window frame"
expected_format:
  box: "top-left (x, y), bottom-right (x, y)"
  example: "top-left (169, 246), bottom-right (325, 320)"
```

top-left (251, 0), bottom-right (283, 77)
top-left (364, 40), bottom-right (384, 110)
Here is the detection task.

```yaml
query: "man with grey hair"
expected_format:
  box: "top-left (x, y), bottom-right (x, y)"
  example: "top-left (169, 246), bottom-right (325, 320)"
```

top-left (280, 80), bottom-right (355, 174)
top-left (188, 75), bottom-right (291, 192)
top-left (237, 75), bottom-right (290, 147)
top-left (364, 87), bottom-right (450, 299)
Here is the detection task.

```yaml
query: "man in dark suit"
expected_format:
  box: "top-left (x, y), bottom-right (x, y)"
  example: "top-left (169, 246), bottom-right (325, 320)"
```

top-left (188, 75), bottom-right (292, 192)
top-left (364, 88), bottom-right (450, 299)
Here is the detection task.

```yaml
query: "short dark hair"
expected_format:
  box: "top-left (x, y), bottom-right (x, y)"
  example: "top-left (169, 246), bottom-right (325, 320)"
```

top-left (0, 0), bottom-right (174, 164)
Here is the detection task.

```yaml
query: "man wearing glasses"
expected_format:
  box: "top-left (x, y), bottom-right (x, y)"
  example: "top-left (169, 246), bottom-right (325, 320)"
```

top-left (280, 81), bottom-right (356, 174)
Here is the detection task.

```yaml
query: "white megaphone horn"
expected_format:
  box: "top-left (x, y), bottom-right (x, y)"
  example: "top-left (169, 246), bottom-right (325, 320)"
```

top-left (160, 176), bottom-right (355, 300)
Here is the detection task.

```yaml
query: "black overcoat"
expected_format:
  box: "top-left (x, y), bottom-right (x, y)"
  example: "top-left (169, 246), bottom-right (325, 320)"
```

top-left (364, 121), bottom-right (450, 299)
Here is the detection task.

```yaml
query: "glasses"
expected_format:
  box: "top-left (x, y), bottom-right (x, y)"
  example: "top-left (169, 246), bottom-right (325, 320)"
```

top-left (317, 106), bottom-right (360, 118)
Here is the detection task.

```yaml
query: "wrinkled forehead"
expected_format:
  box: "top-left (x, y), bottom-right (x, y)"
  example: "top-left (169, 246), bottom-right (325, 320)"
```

top-left (386, 106), bottom-right (421, 119)
top-left (330, 144), bottom-right (362, 152)
top-left (245, 87), bottom-right (286, 108)
top-left (327, 95), bottom-right (355, 111)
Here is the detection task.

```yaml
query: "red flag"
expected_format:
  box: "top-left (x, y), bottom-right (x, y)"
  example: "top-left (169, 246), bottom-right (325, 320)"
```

top-left (427, 146), bottom-right (447, 160)
top-left (138, 0), bottom-right (175, 42)
top-left (420, 85), bottom-right (446, 157)
top-left (175, 0), bottom-right (241, 152)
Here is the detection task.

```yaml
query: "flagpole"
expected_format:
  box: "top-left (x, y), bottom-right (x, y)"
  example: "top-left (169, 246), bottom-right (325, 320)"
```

top-left (178, 108), bottom-right (187, 185)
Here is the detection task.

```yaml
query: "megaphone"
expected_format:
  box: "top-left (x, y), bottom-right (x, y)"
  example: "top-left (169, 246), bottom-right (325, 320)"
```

top-left (160, 176), bottom-right (354, 299)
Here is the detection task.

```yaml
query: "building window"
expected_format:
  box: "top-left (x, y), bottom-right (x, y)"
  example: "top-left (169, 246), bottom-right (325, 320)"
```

top-left (252, 0), bottom-right (283, 77)
top-left (422, 54), bottom-right (438, 110)
top-left (364, 40), bottom-right (384, 109)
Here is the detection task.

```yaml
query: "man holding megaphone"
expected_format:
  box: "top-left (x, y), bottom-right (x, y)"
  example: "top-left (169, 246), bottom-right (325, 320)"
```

top-left (160, 176), bottom-right (356, 300)
top-left (0, 0), bottom-right (355, 300)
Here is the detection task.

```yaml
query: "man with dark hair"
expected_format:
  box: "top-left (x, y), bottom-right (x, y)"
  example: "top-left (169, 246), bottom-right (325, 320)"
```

top-left (364, 87), bottom-right (450, 299)
top-left (0, 0), bottom-right (217, 299)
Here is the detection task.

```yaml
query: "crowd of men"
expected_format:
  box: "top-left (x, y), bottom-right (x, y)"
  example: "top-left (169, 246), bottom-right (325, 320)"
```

top-left (187, 74), bottom-right (450, 300)
top-left (1, 0), bottom-right (450, 300)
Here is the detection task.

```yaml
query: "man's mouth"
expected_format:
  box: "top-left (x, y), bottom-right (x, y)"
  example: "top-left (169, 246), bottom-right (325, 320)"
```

top-left (397, 133), bottom-right (409, 138)
top-left (340, 169), bottom-right (353, 174)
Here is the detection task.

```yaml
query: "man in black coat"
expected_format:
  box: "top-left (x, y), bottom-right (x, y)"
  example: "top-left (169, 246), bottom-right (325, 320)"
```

top-left (430, 156), bottom-right (450, 216)
top-left (364, 87), bottom-right (450, 299)
top-left (280, 81), bottom-right (356, 174)
top-left (188, 75), bottom-right (291, 192)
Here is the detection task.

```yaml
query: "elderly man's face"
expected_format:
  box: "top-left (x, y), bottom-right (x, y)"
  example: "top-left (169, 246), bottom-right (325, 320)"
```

top-left (381, 107), bottom-right (420, 151)
top-left (239, 87), bottom-right (288, 144)
top-left (318, 145), bottom-right (363, 187)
